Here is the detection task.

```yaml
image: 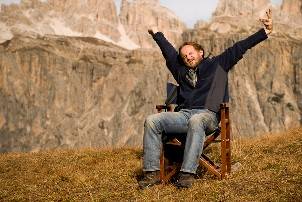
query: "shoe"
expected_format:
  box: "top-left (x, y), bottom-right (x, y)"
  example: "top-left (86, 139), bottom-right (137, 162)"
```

top-left (176, 172), bottom-right (196, 188)
top-left (138, 171), bottom-right (160, 189)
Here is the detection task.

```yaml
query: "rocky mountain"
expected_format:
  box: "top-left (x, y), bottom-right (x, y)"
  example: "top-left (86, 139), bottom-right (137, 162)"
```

top-left (47, 0), bottom-right (120, 40)
top-left (213, 0), bottom-right (271, 17)
top-left (281, 0), bottom-right (302, 17)
top-left (0, 0), bottom-right (301, 152)
top-left (0, 34), bottom-right (168, 152)
top-left (195, 0), bottom-right (302, 39)
top-left (0, 0), bottom-right (121, 43)
top-left (0, 0), bottom-right (185, 49)
top-left (119, 0), bottom-right (186, 48)
top-left (279, 0), bottom-right (302, 26)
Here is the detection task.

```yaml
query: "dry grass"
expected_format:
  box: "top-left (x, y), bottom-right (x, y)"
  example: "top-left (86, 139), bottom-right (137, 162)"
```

top-left (0, 128), bottom-right (301, 201)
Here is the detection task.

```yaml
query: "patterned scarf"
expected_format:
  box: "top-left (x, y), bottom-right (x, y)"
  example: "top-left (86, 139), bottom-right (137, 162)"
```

top-left (186, 69), bottom-right (198, 87)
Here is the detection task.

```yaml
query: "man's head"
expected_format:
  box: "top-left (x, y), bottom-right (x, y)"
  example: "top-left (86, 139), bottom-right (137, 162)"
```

top-left (179, 42), bottom-right (204, 69)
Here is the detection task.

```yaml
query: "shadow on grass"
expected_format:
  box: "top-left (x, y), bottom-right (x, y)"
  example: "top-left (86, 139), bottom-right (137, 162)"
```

top-left (134, 150), bottom-right (143, 159)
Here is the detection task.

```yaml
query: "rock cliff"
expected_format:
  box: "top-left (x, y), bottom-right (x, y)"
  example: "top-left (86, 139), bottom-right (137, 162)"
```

top-left (197, 0), bottom-right (302, 39)
top-left (0, 0), bottom-right (186, 49)
top-left (119, 0), bottom-right (186, 48)
top-left (0, 0), bottom-right (120, 43)
top-left (279, 0), bottom-right (302, 26)
top-left (0, 35), bottom-right (168, 152)
top-left (47, 0), bottom-right (121, 40)
top-left (213, 0), bottom-right (271, 17)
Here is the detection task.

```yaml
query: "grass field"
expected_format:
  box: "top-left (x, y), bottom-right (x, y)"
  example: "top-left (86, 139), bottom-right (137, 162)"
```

top-left (0, 128), bottom-right (301, 201)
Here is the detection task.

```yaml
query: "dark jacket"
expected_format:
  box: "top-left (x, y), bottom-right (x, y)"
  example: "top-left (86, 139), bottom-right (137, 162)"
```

top-left (152, 28), bottom-right (268, 113)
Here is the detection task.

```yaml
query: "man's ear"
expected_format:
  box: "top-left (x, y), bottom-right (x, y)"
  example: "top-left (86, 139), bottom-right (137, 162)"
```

top-left (199, 50), bottom-right (204, 58)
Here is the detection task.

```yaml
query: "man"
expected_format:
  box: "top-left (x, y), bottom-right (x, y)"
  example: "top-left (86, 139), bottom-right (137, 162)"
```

top-left (139, 9), bottom-right (273, 189)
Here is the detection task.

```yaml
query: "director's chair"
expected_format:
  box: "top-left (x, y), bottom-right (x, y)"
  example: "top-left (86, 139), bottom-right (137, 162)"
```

top-left (156, 83), bottom-right (231, 183)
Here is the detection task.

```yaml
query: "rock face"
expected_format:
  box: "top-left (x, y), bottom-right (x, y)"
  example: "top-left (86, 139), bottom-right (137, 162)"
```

top-left (47, 0), bottom-right (120, 40)
top-left (0, 35), bottom-right (168, 152)
top-left (279, 0), bottom-right (302, 25)
top-left (0, 0), bottom-right (121, 42)
top-left (204, 0), bottom-right (271, 34)
top-left (281, 0), bottom-right (302, 16)
top-left (213, 0), bottom-right (270, 17)
top-left (0, 0), bottom-right (186, 49)
top-left (198, 0), bottom-right (302, 38)
top-left (119, 0), bottom-right (186, 48)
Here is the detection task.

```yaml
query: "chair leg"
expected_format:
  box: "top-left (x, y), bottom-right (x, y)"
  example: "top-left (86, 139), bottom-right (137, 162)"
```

top-left (199, 104), bottom-right (231, 180)
top-left (199, 154), bottom-right (221, 179)
top-left (160, 146), bottom-right (181, 183)
top-left (221, 104), bottom-right (231, 179)
top-left (160, 147), bottom-right (165, 182)
top-left (226, 106), bottom-right (231, 174)
top-left (221, 106), bottom-right (227, 179)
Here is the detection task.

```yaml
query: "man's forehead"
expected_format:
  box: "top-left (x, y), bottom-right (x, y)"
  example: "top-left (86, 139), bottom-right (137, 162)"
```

top-left (182, 45), bottom-right (194, 49)
top-left (181, 45), bottom-right (195, 53)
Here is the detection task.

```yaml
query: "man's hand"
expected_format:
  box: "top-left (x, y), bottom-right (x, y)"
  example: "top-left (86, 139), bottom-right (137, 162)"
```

top-left (148, 29), bottom-right (155, 36)
top-left (148, 27), bottom-right (159, 37)
top-left (260, 9), bottom-right (273, 35)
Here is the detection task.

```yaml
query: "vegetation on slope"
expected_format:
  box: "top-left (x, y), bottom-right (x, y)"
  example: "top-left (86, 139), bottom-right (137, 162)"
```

top-left (0, 128), bottom-right (301, 201)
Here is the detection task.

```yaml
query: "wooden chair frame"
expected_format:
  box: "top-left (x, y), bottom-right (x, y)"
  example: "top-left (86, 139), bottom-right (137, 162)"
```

top-left (156, 103), bottom-right (231, 183)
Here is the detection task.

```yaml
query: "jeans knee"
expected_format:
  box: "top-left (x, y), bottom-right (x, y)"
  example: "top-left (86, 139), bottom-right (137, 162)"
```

top-left (188, 116), bottom-right (199, 127)
top-left (188, 115), bottom-right (206, 129)
top-left (144, 114), bottom-right (158, 129)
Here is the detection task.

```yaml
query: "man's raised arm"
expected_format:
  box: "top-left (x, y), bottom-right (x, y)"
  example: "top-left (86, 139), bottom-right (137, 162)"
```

top-left (148, 29), bottom-right (179, 65)
top-left (148, 29), bottom-right (180, 78)
top-left (215, 9), bottom-right (273, 72)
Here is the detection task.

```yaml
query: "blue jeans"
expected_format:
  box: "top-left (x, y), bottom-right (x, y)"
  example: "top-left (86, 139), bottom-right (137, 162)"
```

top-left (143, 109), bottom-right (218, 174)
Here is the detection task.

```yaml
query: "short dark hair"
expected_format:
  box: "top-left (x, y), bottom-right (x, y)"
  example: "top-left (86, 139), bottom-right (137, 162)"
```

top-left (179, 42), bottom-right (204, 59)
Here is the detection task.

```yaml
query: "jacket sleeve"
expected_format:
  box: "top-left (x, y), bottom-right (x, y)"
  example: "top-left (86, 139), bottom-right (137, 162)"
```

top-left (152, 32), bottom-right (179, 78)
top-left (215, 28), bottom-right (268, 72)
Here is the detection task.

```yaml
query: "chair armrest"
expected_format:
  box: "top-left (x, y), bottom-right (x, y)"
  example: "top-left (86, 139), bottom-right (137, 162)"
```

top-left (156, 105), bottom-right (173, 112)
top-left (220, 103), bottom-right (229, 109)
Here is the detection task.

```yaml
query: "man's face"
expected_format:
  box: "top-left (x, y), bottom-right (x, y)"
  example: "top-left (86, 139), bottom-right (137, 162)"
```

top-left (180, 45), bottom-right (203, 69)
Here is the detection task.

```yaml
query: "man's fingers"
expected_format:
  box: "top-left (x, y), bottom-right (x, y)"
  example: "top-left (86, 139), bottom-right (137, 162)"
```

top-left (259, 18), bottom-right (269, 23)
top-left (259, 18), bottom-right (272, 28)
top-left (266, 8), bottom-right (272, 19)
top-left (261, 9), bottom-right (273, 34)
top-left (260, 18), bottom-right (272, 23)
top-left (148, 29), bottom-right (154, 35)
